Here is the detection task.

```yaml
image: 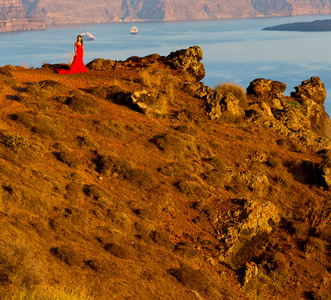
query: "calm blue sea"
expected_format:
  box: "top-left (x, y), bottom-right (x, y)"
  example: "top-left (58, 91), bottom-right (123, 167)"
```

top-left (2, 15), bottom-right (331, 113)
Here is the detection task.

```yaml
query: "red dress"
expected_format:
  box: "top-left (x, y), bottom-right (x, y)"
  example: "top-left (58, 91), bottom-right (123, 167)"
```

top-left (57, 42), bottom-right (87, 74)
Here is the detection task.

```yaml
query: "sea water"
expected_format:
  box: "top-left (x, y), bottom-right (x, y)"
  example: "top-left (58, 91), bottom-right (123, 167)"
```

top-left (1, 15), bottom-right (331, 113)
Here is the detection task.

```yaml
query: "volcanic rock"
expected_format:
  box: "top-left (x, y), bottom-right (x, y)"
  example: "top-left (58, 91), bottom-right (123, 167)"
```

top-left (291, 76), bottom-right (326, 105)
top-left (166, 46), bottom-right (205, 82)
top-left (246, 78), bottom-right (286, 99)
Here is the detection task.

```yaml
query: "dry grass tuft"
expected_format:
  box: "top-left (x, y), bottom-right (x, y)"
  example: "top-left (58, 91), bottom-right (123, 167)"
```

top-left (201, 156), bottom-right (227, 188)
top-left (214, 82), bottom-right (248, 108)
top-left (176, 180), bottom-right (209, 198)
top-left (159, 161), bottom-right (195, 177)
top-left (66, 90), bottom-right (101, 114)
top-left (89, 85), bottom-right (131, 104)
top-left (152, 133), bottom-right (198, 159)
top-left (0, 131), bottom-right (28, 152)
top-left (0, 241), bottom-right (44, 292)
top-left (139, 68), bottom-right (162, 98)
top-left (94, 119), bottom-right (135, 140)
top-left (10, 111), bottom-right (68, 140)
top-left (96, 152), bottom-right (155, 188)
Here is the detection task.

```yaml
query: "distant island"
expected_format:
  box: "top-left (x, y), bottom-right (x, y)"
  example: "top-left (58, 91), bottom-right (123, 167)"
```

top-left (263, 19), bottom-right (331, 31)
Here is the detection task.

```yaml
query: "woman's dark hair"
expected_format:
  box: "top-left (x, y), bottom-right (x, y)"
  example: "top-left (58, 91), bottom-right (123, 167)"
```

top-left (77, 35), bottom-right (83, 44)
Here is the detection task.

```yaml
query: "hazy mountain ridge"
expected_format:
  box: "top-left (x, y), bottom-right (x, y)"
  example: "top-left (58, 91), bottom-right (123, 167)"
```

top-left (0, 0), bottom-right (45, 32)
top-left (2, 0), bottom-right (331, 32)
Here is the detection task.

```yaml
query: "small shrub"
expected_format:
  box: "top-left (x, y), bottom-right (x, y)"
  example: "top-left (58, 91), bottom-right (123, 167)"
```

top-left (96, 153), bottom-right (155, 187)
top-left (89, 85), bottom-right (130, 104)
top-left (104, 243), bottom-right (134, 260)
top-left (96, 153), bottom-right (132, 177)
top-left (127, 168), bottom-right (156, 188)
top-left (304, 237), bottom-right (325, 256)
top-left (0, 68), bottom-right (18, 87)
top-left (76, 134), bottom-right (99, 150)
top-left (267, 156), bottom-right (282, 168)
top-left (54, 148), bottom-right (81, 168)
top-left (166, 81), bottom-right (175, 104)
top-left (11, 111), bottom-right (68, 140)
top-left (277, 138), bottom-right (301, 153)
top-left (94, 119), bottom-right (135, 139)
top-left (269, 252), bottom-right (289, 277)
top-left (159, 161), bottom-right (194, 176)
top-left (153, 134), bottom-right (198, 159)
top-left (26, 80), bottom-right (67, 97)
top-left (139, 68), bottom-right (162, 97)
top-left (168, 266), bottom-right (211, 296)
top-left (83, 184), bottom-right (112, 207)
top-left (64, 182), bottom-right (84, 200)
top-left (0, 241), bottom-right (43, 291)
top-left (66, 90), bottom-right (101, 114)
top-left (0, 131), bottom-right (28, 152)
top-left (50, 245), bottom-right (81, 266)
top-left (175, 105), bottom-right (207, 127)
top-left (202, 171), bottom-right (226, 188)
top-left (149, 228), bottom-right (173, 249)
top-left (311, 289), bottom-right (331, 300)
top-left (29, 284), bottom-right (94, 300)
top-left (214, 82), bottom-right (248, 108)
top-left (176, 180), bottom-right (209, 198)
top-left (173, 242), bottom-right (196, 258)
top-left (201, 157), bottom-right (227, 188)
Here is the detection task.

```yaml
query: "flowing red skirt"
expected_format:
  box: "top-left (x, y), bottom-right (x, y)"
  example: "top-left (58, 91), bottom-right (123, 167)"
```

top-left (56, 45), bottom-right (87, 74)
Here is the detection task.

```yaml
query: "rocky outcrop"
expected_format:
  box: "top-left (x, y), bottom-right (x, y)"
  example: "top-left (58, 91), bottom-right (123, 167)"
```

top-left (166, 46), bottom-right (205, 82)
top-left (196, 83), bottom-right (245, 120)
top-left (291, 76), bottom-right (326, 105)
top-left (244, 77), bottom-right (331, 151)
top-left (216, 199), bottom-right (280, 268)
top-left (130, 90), bottom-right (167, 118)
top-left (86, 59), bottom-right (116, 71)
top-left (247, 78), bottom-right (286, 99)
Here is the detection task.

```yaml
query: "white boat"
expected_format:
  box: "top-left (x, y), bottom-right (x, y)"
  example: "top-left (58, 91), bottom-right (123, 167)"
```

top-left (80, 31), bottom-right (95, 41)
top-left (130, 25), bottom-right (138, 35)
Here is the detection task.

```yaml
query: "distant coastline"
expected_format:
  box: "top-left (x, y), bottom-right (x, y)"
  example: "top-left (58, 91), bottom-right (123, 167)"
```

top-left (263, 18), bottom-right (331, 31)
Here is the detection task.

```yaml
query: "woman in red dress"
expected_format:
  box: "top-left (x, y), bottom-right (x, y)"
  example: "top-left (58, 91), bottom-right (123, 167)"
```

top-left (57, 35), bottom-right (87, 74)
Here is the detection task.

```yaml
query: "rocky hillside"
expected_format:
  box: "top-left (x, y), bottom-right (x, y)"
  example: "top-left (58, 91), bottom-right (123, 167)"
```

top-left (0, 46), bottom-right (330, 299)
top-left (2, 0), bottom-right (331, 31)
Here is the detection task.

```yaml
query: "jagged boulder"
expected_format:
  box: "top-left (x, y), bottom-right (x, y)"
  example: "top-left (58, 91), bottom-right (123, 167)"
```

top-left (290, 77), bottom-right (331, 139)
top-left (130, 90), bottom-right (166, 118)
top-left (196, 84), bottom-right (244, 120)
top-left (273, 106), bottom-right (311, 131)
top-left (86, 58), bottom-right (116, 70)
top-left (247, 78), bottom-right (286, 99)
top-left (242, 262), bottom-right (258, 286)
top-left (166, 46), bottom-right (205, 82)
top-left (319, 158), bottom-right (331, 189)
top-left (217, 199), bottom-right (280, 268)
top-left (291, 76), bottom-right (326, 105)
